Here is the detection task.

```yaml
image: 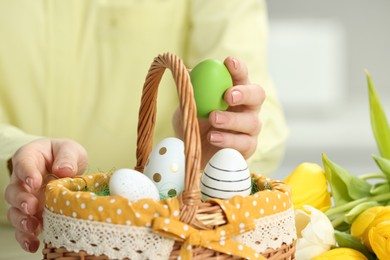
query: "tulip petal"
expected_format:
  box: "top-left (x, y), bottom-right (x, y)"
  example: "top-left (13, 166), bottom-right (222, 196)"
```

top-left (295, 206), bottom-right (336, 259)
top-left (351, 206), bottom-right (382, 238)
top-left (312, 247), bottom-right (368, 260)
top-left (284, 163), bottom-right (332, 212)
top-left (295, 241), bottom-right (329, 260)
top-left (295, 209), bottom-right (311, 238)
top-left (304, 205), bottom-right (336, 245)
top-left (369, 227), bottom-right (389, 259)
top-left (334, 231), bottom-right (376, 260)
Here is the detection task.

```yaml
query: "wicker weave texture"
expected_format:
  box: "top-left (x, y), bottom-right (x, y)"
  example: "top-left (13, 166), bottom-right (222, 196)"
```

top-left (43, 53), bottom-right (296, 260)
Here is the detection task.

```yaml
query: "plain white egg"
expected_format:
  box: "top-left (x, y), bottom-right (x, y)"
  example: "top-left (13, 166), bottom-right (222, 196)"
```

top-left (109, 168), bottom-right (160, 201)
top-left (144, 137), bottom-right (185, 198)
top-left (200, 148), bottom-right (251, 201)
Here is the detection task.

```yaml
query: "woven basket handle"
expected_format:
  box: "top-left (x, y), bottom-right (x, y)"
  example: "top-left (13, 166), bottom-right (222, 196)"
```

top-left (135, 53), bottom-right (202, 205)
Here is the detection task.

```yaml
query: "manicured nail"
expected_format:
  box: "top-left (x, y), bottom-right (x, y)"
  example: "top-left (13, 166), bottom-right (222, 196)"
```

top-left (58, 163), bottom-right (74, 171)
top-left (215, 112), bottom-right (227, 125)
top-left (25, 177), bottom-right (34, 189)
top-left (21, 219), bottom-right (28, 231)
top-left (210, 132), bottom-right (224, 144)
top-left (21, 202), bottom-right (29, 215)
top-left (24, 241), bottom-right (30, 252)
top-left (232, 58), bottom-right (239, 70)
top-left (231, 90), bottom-right (242, 104)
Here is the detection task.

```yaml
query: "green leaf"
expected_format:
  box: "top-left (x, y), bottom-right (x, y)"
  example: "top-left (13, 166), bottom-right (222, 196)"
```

top-left (373, 154), bottom-right (390, 176)
top-left (369, 182), bottom-right (390, 196)
top-left (322, 153), bottom-right (372, 206)
top-left (344, 201), bottom-right (380, 224)
top-left (334, 221), bottom-right (352, 232)
top-left (372, 155), bottom-right (390, 195)
top-left (334, 231), bottom-right (376, 260)
top-left (367, 70), bottom-right (390, 159)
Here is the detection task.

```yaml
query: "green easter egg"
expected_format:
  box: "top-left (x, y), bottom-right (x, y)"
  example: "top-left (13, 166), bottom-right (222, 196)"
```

top-left (190, 59), bottom-right (233, 118)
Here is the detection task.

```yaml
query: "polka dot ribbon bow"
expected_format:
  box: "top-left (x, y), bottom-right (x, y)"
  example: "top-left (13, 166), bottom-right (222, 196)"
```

top-left (152, 215), bottom-right (266, 259)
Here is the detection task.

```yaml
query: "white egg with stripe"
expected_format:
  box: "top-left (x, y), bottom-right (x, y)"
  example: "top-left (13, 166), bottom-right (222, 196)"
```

top-left (200, 148), bottom-right (251, 201)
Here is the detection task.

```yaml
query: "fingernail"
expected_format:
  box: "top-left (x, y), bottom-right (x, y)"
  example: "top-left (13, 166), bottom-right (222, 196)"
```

top-left (24, 241), bottom-right (30, 252)
top-left (231, 90), bottom-right (242, 104)
top-left (215, 112), bottom-right (227, 125)
top-left (210, 132), bottom-right (224, 144)
top-left (25, 177), bottom-right (34, 189)
top-left (232, 58), bottom-right (239, 70)
top-left (58, 163), bottom-right (74, 171)
top-left (21, 219), bottom-right (28, 231)
top-left (21, 202), bottom-right (29, 215)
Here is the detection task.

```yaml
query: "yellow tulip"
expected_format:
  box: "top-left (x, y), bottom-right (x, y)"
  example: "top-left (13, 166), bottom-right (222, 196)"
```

top-left (351, 206), bottom-right (390, 251)
top-left (284, 163), bottom-right (331, 212)
top-left (312, 248), bottom-right (368, 260)
top-left (368, 220), bottom-right (390, 259)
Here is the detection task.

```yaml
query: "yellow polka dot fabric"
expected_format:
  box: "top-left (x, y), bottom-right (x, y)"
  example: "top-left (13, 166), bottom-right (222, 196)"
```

top-left (45, 172), bottom-right (293, 259)
top-left (45, 173), bottom-right (181, 227)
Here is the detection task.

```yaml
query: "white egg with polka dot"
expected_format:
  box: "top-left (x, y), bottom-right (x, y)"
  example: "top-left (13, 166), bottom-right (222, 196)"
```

top-left (143, 137), bottom-right (185, 199)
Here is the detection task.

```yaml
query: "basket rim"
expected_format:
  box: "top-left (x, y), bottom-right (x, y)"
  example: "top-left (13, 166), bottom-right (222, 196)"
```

top-left (45, 172), bottom-right (292, 226)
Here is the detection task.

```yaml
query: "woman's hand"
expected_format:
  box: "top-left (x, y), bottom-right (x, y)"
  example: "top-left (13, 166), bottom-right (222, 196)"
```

top-left (4, 138), bottom-right (88, 252)
top-left (174, 57), bottom-right (265, 168)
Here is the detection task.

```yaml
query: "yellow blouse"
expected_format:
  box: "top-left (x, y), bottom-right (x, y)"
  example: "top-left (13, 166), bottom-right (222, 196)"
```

top-left (0, 0), bottom-right (288, 223)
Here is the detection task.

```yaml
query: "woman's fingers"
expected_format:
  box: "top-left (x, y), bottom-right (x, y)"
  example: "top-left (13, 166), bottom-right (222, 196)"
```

top-left (7, 207), bottom-right (40, 234)
top-left (52, 139), bottom-right (88, 177)
top-left (4, 138), bottom-right (89, 252)
top-left (200, 57), bottom-right (266, 159)
top-left (15, 228), bottom-right (40, 253)
top-left (8, 206), bottom-right (41, 253)
top-left (209, 110), bottom-right (261, 136)
top-left (224, 84), bottom-right (265, 111)
top-left (207, 131), bottom-right (258, 159)
top-left (224, 56), bottom-right (249, 85)
top-left (5, 182), bottom-right (40, 216)
top-left (11, 139), bottom-right (52, 191)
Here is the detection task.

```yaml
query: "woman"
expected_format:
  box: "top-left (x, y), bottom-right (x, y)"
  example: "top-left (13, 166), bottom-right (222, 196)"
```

top-left (1, 0), bottom-right (287, 254)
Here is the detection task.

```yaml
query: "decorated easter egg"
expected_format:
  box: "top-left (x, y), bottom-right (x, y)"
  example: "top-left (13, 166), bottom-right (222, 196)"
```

top-left (144, 137), bottom-right (185, 199)
top-left (200, 148), bottom-right (251, 201)
top-left (190, 59), bottom-right (233, 118)
top-left (109, 168), bottom-right (160, 201)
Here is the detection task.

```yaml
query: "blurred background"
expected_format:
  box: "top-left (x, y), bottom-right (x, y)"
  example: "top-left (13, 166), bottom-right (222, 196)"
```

top-left (2, 2), bottom-right (389, 259)
top-left (267, 0), bottom-right (390, 179)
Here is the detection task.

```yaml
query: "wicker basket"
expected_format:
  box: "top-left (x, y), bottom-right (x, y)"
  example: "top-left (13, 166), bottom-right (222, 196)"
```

top-left (42, 53), bottom-right (296, 260)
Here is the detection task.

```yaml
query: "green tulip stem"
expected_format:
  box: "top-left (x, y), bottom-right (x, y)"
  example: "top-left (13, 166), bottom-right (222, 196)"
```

top-left (358, 172), bottom-right (386, 181)
top-left (326, 192), bottom-right (390, 218)
top-left (331, 215), bottom-right (346, 228)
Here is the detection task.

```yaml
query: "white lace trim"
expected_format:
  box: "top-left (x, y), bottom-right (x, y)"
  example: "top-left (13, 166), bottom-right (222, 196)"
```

top-left (44, 206), bottom-right (296, 259)
top-left (234, 206), bottom-right (297, 252)
top-left (43, 208), bottom-right (174, 260)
